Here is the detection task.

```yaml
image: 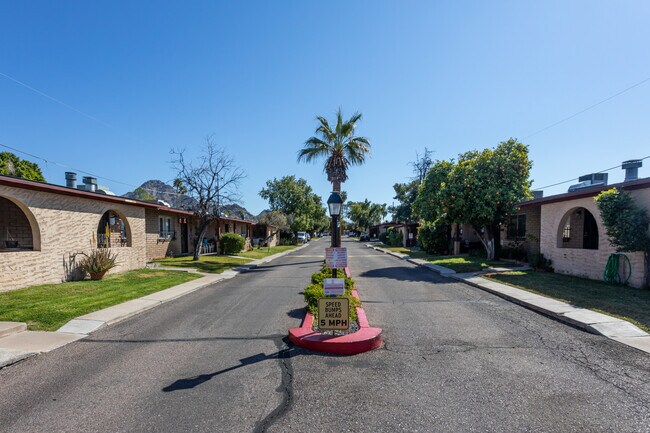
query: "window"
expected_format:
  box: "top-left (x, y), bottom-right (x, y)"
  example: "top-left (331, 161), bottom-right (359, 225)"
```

top-left (240, 224), bottom-right (247, 237)
top-left (506, 214), bottom-right (527, 240)
top-left (159, 216), bottom-right (174, 240)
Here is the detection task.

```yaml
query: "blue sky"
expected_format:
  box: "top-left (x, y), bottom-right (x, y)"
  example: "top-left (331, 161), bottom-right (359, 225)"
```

top-left (1, 1), bottom-right (649, 215)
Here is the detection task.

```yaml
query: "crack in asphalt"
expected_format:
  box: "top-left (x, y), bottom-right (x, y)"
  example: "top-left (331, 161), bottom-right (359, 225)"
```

top-left (253, 337), bottom-right (295, 433)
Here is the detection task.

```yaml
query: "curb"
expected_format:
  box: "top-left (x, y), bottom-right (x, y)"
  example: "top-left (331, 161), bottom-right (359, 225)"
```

top-left (366, 244), bottom-right (650, 355)
top-left (289, 270), bottom-right (383, 356)
top-left (0, 243), bottom-right (310, 369)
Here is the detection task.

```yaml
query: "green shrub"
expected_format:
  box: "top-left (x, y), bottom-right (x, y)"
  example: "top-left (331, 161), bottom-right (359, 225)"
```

top-left (528, 253), bottom-right (554, 272)
top-left (387, 227), bottom-right (403, 247)
top-left (378, 232), bottom-right (389, 244)
top-left (303, 265), bottom-right (360, 321)
top-left (221, 233), bottom-right (246, 255)
top-left (500, 246), bottom-right (527, 261)
top-left (468, 246), bottom-right (487, 258)
top-left (418, 222), bottom-right (450, 254)
top-left (78, 248), bottom-right (118, 280)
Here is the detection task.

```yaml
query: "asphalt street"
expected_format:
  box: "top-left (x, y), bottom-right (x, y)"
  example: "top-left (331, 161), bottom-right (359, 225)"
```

top-left (1, 239), bottom-right (649, 432)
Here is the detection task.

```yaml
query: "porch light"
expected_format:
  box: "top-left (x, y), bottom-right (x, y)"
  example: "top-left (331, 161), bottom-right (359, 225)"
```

top-left (327, 192), bottom-right (343, 217)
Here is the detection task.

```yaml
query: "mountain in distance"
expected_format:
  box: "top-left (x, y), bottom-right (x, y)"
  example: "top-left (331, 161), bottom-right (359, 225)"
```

top-left (124, 180), bottom-right (257, 221)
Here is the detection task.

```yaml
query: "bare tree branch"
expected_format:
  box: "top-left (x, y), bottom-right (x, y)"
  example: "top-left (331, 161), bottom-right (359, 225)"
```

top-left (171, 135), bottom-right (246, 260)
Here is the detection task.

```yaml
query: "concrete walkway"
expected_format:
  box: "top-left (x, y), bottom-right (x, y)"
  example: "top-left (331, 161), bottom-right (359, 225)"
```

top-left (367, 244), bottom-right (650, 355)
top-left (0, 243), bottom-right (309, 368)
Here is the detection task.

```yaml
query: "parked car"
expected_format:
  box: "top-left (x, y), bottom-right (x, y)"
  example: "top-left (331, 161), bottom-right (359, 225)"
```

top-left (359, 232), bottom-right (370, 241)
top-left (296, 232), bottom-right (308, 243)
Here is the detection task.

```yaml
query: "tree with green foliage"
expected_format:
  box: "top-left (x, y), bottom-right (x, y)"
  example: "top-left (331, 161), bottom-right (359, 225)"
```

top-left (0, 152), bottom-right (45, 182)
top-left (595, 188), bottom-right (650, 288)
top-left (297, 109), bottom-right (371, 193)
top-left (415, 139), bottom-right (531, 259)
top-left (347, 199), bottom-right (387, 232)
top-left (259, 176), bottom-right (327, 232)
top-left (443, 139), bottom-right (531, 259)
top-left (388, 180), bottom-right (419, 223)
top-left (258, 210), bottom-right (290, 232)
top-left (173, 178), bottom-right (187, 194)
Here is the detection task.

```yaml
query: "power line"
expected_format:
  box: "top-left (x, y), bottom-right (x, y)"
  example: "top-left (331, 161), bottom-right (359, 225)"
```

top-left (0, 71), bottom-right (115, 129)
top-left (0, 142), bottom-right (188, 197)
top-left (524, 76), bottom-right (650, 139)
top-left (533, 155), bottom-right (650, 190)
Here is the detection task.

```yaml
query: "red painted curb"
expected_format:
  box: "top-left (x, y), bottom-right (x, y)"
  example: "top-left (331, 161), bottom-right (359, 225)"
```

top-left (289, 272), bottom-right (382, 355)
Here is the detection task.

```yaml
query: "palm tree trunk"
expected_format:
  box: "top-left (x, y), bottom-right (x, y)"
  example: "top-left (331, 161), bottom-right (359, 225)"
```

top-left (332, 180), bottom-right (341, 193)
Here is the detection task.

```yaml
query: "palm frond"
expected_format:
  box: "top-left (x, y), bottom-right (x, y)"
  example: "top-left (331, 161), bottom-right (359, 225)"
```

top-left (297, 137), bottom-right (333, 162)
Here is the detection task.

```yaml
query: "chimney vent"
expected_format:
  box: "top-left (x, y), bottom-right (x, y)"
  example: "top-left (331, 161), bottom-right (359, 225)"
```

top-left (82, 176), bottom-right (97, 192)
top-left (622, 159), bottom-right (642, 182)
top-left (65, 172), bottom-right (77, 189)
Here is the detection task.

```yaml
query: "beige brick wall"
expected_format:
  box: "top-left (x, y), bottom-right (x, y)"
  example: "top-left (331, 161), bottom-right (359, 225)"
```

top-left (0, 185), bottom-right (146, 292)
top-left (500, 206), bottom-right (541, 255)
top-left (540, 195), bottom-right (645, 288)
top-left (145, 209), bottom-right (191, 260)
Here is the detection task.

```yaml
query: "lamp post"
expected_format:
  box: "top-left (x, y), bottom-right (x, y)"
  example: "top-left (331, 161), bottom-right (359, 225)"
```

top-left (327, 192), bottom-right (343, 279)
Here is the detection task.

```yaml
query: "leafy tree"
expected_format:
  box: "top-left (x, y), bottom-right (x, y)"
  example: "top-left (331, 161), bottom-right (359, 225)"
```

top-left (0, 152), bottom-right (45, 182)
top-left (347, 199), bottom-right (387, 232)
top-left (173, 178), bottom-right (187, 194)
top-left (389, 180), bottom-right (419, 222)
top-left (131, 186), bottom-right (155, 201)
top-left (259, 176), bottom-right (326, 232)
top-left (438, 138), bottom-right (532, 259)
top-left (258, 210), bottom-right (290, 232)
top-left (595, 188), bottom-right (650, 288)
top-left (412, 160), bottom-right (454, 222)
top-left (297, 109), bottom-right (371, 193)
top-left (172, 136), bottom-right (245, 260)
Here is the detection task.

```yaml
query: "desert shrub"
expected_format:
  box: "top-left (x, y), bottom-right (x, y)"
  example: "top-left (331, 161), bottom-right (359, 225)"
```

top-left (418, 222), bottom-right (450, 255)
top-left (221, 233), bottom-right (246, 255)
top-left (78, 248), bottom-right (118, 280)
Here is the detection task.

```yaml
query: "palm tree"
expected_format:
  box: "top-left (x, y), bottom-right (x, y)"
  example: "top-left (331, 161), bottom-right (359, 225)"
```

top-left (298, 109), bottom-right (371, 192)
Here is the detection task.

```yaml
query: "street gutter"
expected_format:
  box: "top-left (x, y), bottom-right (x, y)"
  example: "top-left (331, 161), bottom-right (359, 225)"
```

top-left (0, 243), bottom-right (311, 369)
top-left (365, 244), bottom-right (650, 355)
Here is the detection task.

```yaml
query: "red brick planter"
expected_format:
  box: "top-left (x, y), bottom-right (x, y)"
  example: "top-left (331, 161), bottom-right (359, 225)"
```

top-left (289, 267), bottom-right (383, 356)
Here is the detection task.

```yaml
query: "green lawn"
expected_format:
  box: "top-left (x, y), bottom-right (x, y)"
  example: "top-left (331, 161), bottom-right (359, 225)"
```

top-left (485, 271), bottom-right (650, 333)
top-left (0, 269), bottom-right (201, 331)
top-left (153, 255), bottom-right (252, 273)
top-left (235, 245), bottom-right (298, 260)
top-left (375, 245), bottom-right (509, 272)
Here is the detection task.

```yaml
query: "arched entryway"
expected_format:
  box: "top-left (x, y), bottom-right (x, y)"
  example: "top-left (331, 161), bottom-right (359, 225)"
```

top-left (97, 210), bottom-right (131, 247)
top-left (557, 207), bottom-right (599, 250)
top-left (0, 195), bottom-right (40, 251)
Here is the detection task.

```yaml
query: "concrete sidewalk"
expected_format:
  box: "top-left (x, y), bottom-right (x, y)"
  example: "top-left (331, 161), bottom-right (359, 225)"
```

top-left (367, 244), bottom-right (650, 355)
top-left (0, 243), bottom-right (309, 368)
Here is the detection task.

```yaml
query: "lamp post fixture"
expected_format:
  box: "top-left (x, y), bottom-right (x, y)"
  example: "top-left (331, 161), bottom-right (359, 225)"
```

top-left (327, 191), bottom-right (343, 279)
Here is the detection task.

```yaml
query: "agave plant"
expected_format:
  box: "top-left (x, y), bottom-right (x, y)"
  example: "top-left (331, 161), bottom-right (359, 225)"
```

top-left (298, 109), bottom-right (371, 192)
top-left (78, 246), bottom-right (118, 280)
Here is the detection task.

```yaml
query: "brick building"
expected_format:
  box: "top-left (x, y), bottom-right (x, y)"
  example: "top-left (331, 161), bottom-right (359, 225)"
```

top-left (0, 174), bottom-right (256, 291)
top-left (512, 176), bottom-right (650, 288)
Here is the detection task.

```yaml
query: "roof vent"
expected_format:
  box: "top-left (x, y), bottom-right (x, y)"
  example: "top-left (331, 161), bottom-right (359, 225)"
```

top-left (568, 173), bottom-right (608, 192)
top-left (65, 172), bottom-right (77, 189)
top-left (532, 190), bottom-right (544, 200)
top-left (622, 159), bottom-right (642, 182)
